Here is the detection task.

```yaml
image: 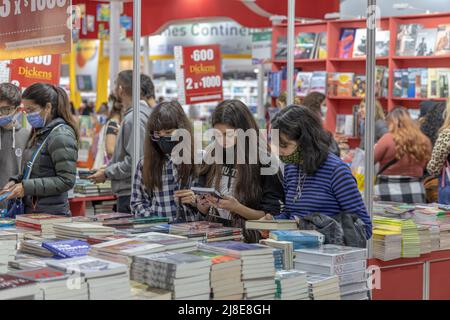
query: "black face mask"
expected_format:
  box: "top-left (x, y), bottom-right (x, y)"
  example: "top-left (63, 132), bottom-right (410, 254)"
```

top-left (156, 136), bottom-right (179, 155)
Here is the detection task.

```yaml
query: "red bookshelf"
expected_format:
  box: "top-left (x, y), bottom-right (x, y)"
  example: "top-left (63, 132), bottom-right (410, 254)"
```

top-left (271, 12), bottom-right (450, 142)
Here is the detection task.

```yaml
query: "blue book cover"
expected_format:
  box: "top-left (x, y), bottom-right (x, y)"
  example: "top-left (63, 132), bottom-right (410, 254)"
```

top-left (42, 240), bottom-right (90, 259)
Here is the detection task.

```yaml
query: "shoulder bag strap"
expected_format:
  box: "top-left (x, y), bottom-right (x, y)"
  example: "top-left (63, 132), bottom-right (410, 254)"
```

top-left (377, 157), bottom-right (399, 177)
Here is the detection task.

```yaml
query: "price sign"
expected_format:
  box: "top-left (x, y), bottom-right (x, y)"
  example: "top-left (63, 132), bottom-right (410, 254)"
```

top-left (9, 54), bottom-right (61, 89)
top-left (174, 44), bottom-right (223, 105)
top-left (0, 0), bottom-right (71, 60)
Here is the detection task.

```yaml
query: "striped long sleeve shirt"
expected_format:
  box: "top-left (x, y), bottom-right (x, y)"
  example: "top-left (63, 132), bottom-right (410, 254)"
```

top-left (275, 153), bottom-right (372, 238)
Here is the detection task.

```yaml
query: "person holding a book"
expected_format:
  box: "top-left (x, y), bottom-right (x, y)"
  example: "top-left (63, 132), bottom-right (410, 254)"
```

top-left (0, 83), bottom-right (30, 211)
top-left (1, 83), bottom-right (79, 215)
top-left (260, 105), bottom-right (372, 239)
top-left (195, 100), bottom-right (284, 243)
top-left (375, 107), bottom-right (431, 203)
top-left (130, 101), bottom-right (200, 222)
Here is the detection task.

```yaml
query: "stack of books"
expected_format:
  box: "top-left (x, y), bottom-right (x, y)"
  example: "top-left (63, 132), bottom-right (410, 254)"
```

top-left (92, 200), bottom-right (116, 214)
top-left (273, 249), bottom-right (284, 271)
top-left (295, 245), bottom-right (368, 300)
top-left (90, 238), bottom-right (166, 267)
top-left (275, 270), bottom-right (309, 300)
top-left (245, 220), bottom-right (298, 231)
top-left (199, 241), bottom-right (276, 300)
top-left (0, 274), bottom-right (39, 300)
top-left (0, 232), bottom-right (18, 273)
top-left (130, 281), bottom-right (172, 300)
top-left (169, 222), bottom-right (243, 242)
top-left (48, 256), bottom-right (132, 300)
top-left (188, 249), bottom-right (244, 300)
top-left (269, 230), bottom-right (324, 250)
top-left (15, 214), bottom-right (72, 237)
top-left (259, 239), bottom-right (294, 270)
top-left (53, 223), bottom-right (115, 241)
top-left (429, 226), bottom-right (440, 251)
top-left (133, 232), bottom-right (198, 253)
top-left (74, 180), bottom-right (113, 197)
top-left (307, 274), bottom-right (341, 300)
top-left (372, 229), bottom-right (402, 261)
top-left (132, 251), bottom-right (212, 300)
top-left (19, 240), bottom-right (54, 258)
top-left (417, 225), bottom-right (432, 255)
top-left (12, 266), bottom-right (89, 300)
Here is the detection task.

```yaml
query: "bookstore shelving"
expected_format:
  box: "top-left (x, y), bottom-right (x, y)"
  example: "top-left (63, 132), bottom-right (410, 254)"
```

top-left (270, 13), bottom-right (450, 147)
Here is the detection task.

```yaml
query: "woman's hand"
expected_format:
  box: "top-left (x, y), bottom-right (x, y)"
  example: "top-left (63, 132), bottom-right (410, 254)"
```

top-left (6, 183), bottom-right (25, 200)
top-left (174, 189), bottom-right (196, 205)
top-left (0, 181), bottom-right (15, 194)
top-left (207, 195), bottom-right (242, 213)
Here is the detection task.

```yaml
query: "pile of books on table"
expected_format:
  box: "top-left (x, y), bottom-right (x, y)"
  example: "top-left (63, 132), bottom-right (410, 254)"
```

top-left (0, 232), bottom-right (18, 273)
top-left (15, 214), bottom-right (72, 237)
top-left (188, 249), bottom-right (244, 300)
top-left (0, 274), bottom-right (39, 300)
top-left (275, 270), bottom-right (309, 300)
top-left (103, 217), bottom-right (170, 231)
top-left (169, 221), bottom-right (243, 242)
top-left (372, 229), bottom-right (402, 261)
top-left (245, 220), bottom-right (298, 231)
top-left (130, 281), bottom-right (171, 300)
top-left (199, 241), bottom-right (276, 300)
top-left (259, 239), bottom-right (294, 270)
top-left (295, 245), bottom-right (369, 300)
top-left (74, 180), bottom-right (113, 197)
top-left (11, 266), bottom-right (88, 300)
top-left (48, 256), bottom-right (132, 300)
top-left (269, 230), bottom-right (324, 250)
top-left (92, 200), bottom-right (116, 214)
top-left (53, 223), bottom-right (115, 241)
top-left (307, 274), bottom-right (341, 300)
top-left (132, 251), bottom-right (212, 300)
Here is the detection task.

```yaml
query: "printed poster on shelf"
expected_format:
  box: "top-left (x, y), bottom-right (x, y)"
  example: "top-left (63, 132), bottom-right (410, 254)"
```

top-left (0, 0), bottom-right (71, 60)
top-left (75, 40), bottom-right (100, 92)
top-left (174, 44), bottom-right (223, 105)
top-left (252, 31), bottom-right (272, 65)
top-left (9, 55), bottom-right (61, 89)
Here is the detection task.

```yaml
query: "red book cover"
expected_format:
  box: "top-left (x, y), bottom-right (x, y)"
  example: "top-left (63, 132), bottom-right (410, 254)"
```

top-left (12, 267), bottom-right (68, 282)
top-left (0, 274), bottom-right (35, 290)
top-left (16, 221), bottom-right (42, 231)
top-left (338, 28), bottom-right (356, 58)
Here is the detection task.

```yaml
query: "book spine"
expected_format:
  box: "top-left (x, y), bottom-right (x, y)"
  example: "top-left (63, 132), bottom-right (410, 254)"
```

top-left (16, 221), bottom-right (42, 230)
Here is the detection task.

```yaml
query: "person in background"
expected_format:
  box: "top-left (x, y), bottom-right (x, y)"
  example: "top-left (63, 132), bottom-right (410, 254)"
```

top-left (93, 94), bottom-right (124, 169)
top-left (88, 71), bottom-right (154, 214)
top-left (302, 92), bottom-right (340, 157)
top-left (195, 100), bottom-right (284, 243)
top-left (420, 101), bottom-right (446, 148)
top-left (262, 105), bottom-right (372, 239)
top-left (141, 75), bottom-right (158, 109)
top-left (276, 92), bottom-right (287, 110)
top-left (427, 99), bottom-right (450, 204)
top-left (82, 101), bottom-right (95, 116)
top-left (359, 100), bottom-right (388, 150)
top-left (0, 83), bottom-right (31, 210)
top-left (96, 102), bottom-right (109, 125)
top-left (131, 101), bottom-right (199, 221)
top-left (157, 97), bottom-right (164, 105)
top-left (375, 107), bottom-right (431, 203)
top-left (1, 83), bottom-right (78, 215)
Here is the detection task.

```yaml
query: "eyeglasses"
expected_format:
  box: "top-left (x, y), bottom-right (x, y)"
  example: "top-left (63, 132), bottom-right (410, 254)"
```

top-left (23, 105), bottom-right (42, 114)
top-left (0, 106), bottom-right (16, 116)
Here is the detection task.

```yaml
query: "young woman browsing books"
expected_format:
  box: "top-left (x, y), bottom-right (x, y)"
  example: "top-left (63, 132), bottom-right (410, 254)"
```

top-left (262, 105), bottom-right (372, 239)
top-left (195, 100), bottom-right (284, 242)
top-left (130, 101), bottom-right (199, 222)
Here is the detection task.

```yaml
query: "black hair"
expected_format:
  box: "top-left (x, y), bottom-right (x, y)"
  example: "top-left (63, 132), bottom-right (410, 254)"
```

top-left (271, 105), bottom-right (331, 174)
top-left (420, 101), bottom-right (446, 147)
top-left (0, 83), bottom-right (21, 107)
top-left (116, 70), bottom-right (155, 100)
top-left (302, 92), bottom-right (326, 117)
top-left (22, 83), bottom-right (79, 140)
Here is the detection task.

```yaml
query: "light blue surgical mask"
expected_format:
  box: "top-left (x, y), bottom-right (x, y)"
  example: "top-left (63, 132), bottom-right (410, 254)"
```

top-left (0, 114), bottom-right (14, 127)
top-left (26, 111), bottom-right (46, 128)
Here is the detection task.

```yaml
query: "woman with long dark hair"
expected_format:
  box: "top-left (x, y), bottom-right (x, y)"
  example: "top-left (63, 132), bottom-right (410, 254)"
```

top-left (264, 105), bottom-right (371, 239)
top-left (196, 100), bottom-right (284, 242)
top-left (1, 83), bottom-right (79, 215)
top-left (130, 101), bottom-right (199, 221)
top-left (375, 107), bottom-right (431, 203)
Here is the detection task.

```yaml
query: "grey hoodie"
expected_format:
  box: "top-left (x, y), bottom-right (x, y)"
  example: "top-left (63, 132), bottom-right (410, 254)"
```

top-left (104, 100), bottom-right (152, 197)
top-left (0, 120), bottom-right (30, 207)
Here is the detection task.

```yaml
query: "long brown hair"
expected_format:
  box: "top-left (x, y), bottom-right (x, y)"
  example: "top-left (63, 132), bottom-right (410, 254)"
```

top-left (143, 101), bottom-right (196, 191)
top-left (387, 107), bottom-right (430, 162)
top-left (22, 83), bottom-right (79, 140)
top-left (201, 100), bottom-right (268, 209)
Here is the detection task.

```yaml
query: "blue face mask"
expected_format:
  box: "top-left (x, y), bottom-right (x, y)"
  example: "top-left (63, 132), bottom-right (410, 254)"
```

top-left (0, 114), bottom-right (14, 127)
top-left (26, 111), bottom-right (46, 129)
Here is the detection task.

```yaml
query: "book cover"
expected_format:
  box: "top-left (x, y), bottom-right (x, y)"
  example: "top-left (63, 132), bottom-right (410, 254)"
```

top-left (42, 240), bottom-right (90, 258)
top-left (401, 70), bottom-right (409, 97)
top-left (435, 25), bottom-right (450, 56)
top-left (396, 24), bottom-right (422, 56)
top-left (353, 75), bottom-right (366, 98)
top-left (275, 35), bottom-right (288, 60)
top-left (0, 274), bottom-right (35, 290)
top-left (393, 69), bottom-right (403, 97)
top-left (338, 28), bottom-right (356, 58)
top-left (12, 267), bottom-right (68, 282)
top-left (428, 68), bottom-right (439, 98)
top-left (310, 71), bottom-right (327, 94)
top-left (94, 213), bottom-right (133, 221)
top-left (415, 28), bottom-right (438, 56)
top-left (407, 69), bottom-right (417, 98)
top-left (336, 73), bottom-right (354, 97)
top-left (352, 28), bottom-right (367, 58)
top-left (316, 32), bottom-right (328, 59)
top-left (376, 30), bottom-right (390, 57)
top-left (295, 72), bottom-right (313, 97)
top-left (295, 32), bottom-right (317, 59)
top-left (296, 244), bottom-right (367, 265)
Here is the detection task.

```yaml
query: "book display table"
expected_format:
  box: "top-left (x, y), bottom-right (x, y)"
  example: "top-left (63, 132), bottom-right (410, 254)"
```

top-left (69, 195), bottom-right (117, 217)
top-left (369, 249), bottom-right (450, 300)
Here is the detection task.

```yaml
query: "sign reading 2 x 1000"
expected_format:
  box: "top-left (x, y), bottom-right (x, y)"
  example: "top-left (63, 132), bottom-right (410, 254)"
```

top-left (0, 0), bottom-right (67, 17)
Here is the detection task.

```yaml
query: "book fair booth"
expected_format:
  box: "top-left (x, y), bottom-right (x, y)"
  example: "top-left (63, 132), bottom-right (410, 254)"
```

top-left (0, 0), bottom-right (450, 302)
